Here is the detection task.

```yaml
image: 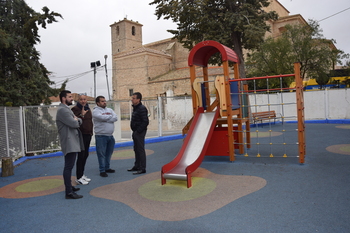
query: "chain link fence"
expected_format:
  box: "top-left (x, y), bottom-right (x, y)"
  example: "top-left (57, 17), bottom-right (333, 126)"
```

top-left (117, 97), bottom-right (192, 139)
top-left (0, 107), bottom-right (24, 159)
top-left (23, 105), bottom-right (60, 154)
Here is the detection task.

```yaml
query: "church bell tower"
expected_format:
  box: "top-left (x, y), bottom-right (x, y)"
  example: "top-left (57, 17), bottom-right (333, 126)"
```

top-left (110, 18), bottom-right (143, 55)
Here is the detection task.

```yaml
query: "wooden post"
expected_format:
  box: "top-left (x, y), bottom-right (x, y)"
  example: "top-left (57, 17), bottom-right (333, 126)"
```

top-left (243, 83), bottom-right (251, 149)
top-left (223, 60), bottom-right (235, 162)
top-left (1, 157), bottom-right (14, 177)
top-left (203, 66), bottom-right (210, 110)
top-left (189, 65), bottom-right (198, 115)
top-left (294, 62), bottom-right (305, 164)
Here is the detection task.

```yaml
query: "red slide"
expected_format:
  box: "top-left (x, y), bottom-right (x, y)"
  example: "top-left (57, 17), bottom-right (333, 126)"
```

top-left (161, 107), bottom-right (219, 188)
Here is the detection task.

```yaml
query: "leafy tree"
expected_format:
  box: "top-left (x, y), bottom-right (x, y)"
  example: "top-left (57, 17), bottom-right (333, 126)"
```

top-left (0, 0), bottom-right (62, 106)
top-left (246, 20), bottom-right (347, 89)
top-left (245, 36), bottom-right (294, 89)
top-left (342, 61), bottom-right (350, 87)
top-left (314, 71), bottom-right (330, 89)
top-left (329, 68), bottom-right (350, 77)
top-left (150, 0), bottom-right (278, 78)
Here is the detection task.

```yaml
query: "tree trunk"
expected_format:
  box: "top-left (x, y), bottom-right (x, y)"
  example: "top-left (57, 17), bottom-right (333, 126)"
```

top-left (1, 157), bottom-right (14, 177)
top-left (232, 32), bottom-right (246, 79)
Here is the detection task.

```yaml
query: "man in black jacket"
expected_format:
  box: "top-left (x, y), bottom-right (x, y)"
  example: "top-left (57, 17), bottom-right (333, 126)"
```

top-left (128, 92), bottom-right (149, 175)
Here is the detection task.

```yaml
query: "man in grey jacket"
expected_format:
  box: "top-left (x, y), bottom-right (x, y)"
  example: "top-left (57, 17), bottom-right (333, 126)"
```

top-left (56, 90), bottom-right (84, 199)
top-left (92, 96), bottom-right (118, 177)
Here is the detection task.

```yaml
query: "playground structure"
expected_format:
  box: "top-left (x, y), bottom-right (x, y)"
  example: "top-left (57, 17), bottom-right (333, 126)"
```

top-left (161, 40), bottom-right (305, 188)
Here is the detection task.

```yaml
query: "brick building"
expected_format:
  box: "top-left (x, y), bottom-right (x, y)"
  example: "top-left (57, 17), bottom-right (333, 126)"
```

top-left (110, 0), bottom-right (307, 101)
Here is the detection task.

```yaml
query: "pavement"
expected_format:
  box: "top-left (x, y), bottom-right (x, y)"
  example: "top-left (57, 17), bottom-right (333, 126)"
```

top-left (0, 123), bottom-right (350, 233)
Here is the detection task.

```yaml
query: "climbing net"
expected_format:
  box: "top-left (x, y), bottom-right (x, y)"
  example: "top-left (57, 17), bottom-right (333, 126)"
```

top-left (229, 73), bottom-right (305, 162)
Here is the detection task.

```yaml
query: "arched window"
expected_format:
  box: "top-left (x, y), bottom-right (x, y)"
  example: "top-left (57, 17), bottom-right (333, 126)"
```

top-left (132, 26), bottom-right (135, 36)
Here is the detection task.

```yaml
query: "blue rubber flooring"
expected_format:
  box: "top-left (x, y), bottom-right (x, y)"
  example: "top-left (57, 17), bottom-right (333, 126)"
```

top-left (0, 123), bottom-right (350, 233)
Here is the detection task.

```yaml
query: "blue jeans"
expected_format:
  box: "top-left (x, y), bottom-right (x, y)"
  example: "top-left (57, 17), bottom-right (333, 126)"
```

top-left (95, 135), bottom-right (115, 173)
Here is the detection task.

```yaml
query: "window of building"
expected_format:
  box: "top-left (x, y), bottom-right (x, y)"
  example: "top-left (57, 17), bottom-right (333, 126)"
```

top-left (116, 26), bottom-right (119, 36)
top-left (129, 89), bottom-right (134, 96)
top-left (132, 26), bottom-right (135, 36)
top-left (278, 26), bottom-right (286, 34)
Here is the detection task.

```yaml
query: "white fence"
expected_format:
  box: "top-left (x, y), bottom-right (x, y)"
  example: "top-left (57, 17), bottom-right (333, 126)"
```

top-left (0, 88), bottom-right (350, 159)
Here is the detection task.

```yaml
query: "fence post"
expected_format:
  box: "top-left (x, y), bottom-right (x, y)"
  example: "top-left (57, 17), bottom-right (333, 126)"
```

top-left (324, 89), bottom-right (329, 120)
top-left (19, 106), bottom-right (25, 157)
top-left (113, 102), bottom-right (122, 141)
top-left (4, 107), bottom-right (9, 157)
top-left (22, 106), bottom-right (28, 154)
top-left (129, 101), bottom-right (132, 140)
top-left (157, 96), bottom-right (162, 137)
top-left (1, 107), bottom-right (14, 176)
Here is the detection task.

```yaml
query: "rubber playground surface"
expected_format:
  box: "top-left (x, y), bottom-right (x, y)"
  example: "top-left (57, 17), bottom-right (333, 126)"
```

top-left (0, 123), bottom-right (350, 232)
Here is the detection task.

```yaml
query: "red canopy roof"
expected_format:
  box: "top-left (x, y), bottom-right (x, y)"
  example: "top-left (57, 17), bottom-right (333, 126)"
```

top-left (188, 40), bottom-right (239, 67)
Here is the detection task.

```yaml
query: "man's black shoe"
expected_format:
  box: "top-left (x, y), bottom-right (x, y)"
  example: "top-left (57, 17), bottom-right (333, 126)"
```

top-left (127, 167), bottom-right (138, 172)
top-left (72, 186), bottom-right (80, 192)
top-left (133, 170), bottom-right (146, 175)
top-left (105, 169), bottom-right (115, 173)
top-left (100, 172), bottom-right (108, 177)
top-left (65, 192), bottom-right (83, 199)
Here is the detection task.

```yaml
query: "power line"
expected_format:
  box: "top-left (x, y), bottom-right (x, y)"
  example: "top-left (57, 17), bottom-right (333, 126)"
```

top-left (50, 67), bottom-right (105, 86)
top-left (49, 70), bottom-right (92, 80)
top-left (317, 6), bottom-right (350, 22)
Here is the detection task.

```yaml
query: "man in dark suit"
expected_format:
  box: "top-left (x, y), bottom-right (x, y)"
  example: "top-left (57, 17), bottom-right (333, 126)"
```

top-left (128, 92), bottom-right (149, 175)
top-left (56, 90), bottom-right (84, 199)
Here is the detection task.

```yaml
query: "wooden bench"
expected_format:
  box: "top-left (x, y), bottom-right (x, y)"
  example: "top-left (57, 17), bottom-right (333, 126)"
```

top-left (251, 111), bottom-right (278, 125)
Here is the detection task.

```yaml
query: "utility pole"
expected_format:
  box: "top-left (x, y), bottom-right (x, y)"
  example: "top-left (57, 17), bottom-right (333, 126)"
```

top-left (104, 55), bottom-right (111, 100)
top-left (90, 60), bottom-right (101, 98)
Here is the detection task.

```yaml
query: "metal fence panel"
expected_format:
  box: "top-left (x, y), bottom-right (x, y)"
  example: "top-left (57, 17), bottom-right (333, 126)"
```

top-left (0, 107), bottom-right (6, 157)
top-left (0, 107), bottom-right (24, 158)
top-left (23, 105), bottom-right (60, 154)
top-left (118, 99), bottom-right (161, 139)
top-left (163, 96), bottom-right (193, 130)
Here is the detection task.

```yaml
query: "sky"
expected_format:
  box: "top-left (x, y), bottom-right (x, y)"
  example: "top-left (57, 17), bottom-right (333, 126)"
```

top-left (25, 0), bottom-right (350, 99)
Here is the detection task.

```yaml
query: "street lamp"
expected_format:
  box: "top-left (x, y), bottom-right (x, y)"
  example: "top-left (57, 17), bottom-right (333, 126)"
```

top-left (90, 60), bottom-right (101, 98)
top-left (104, 55), bottom-right (111, 100)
